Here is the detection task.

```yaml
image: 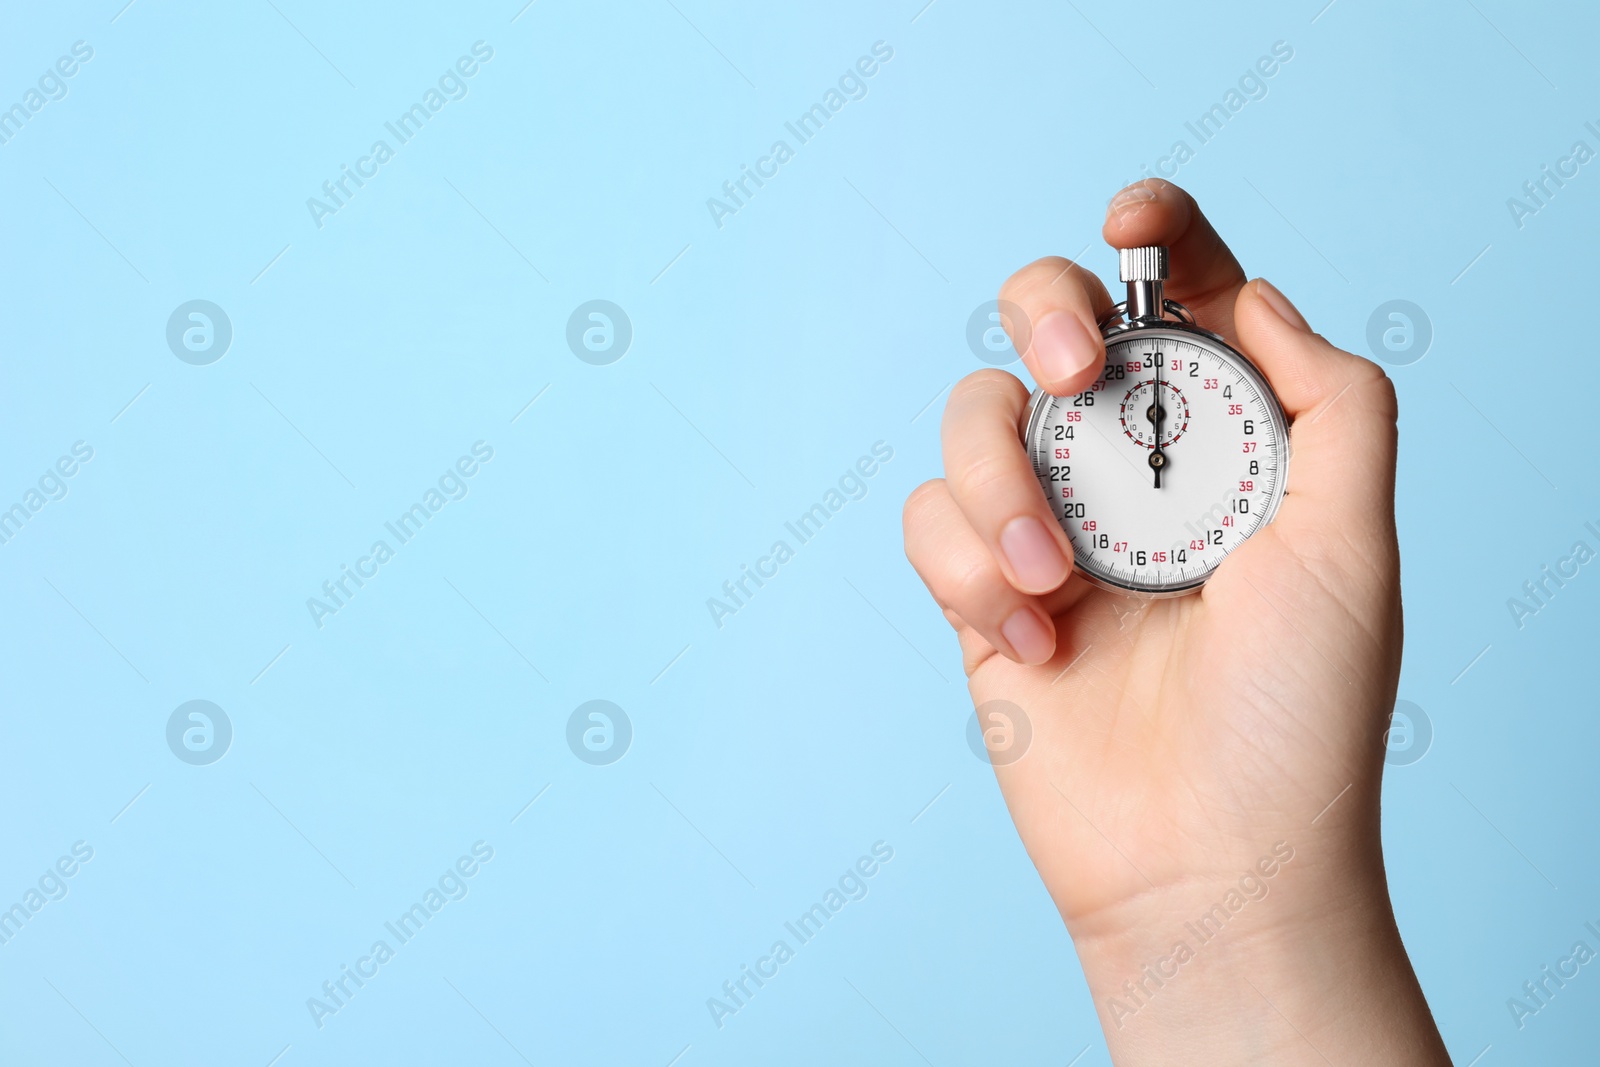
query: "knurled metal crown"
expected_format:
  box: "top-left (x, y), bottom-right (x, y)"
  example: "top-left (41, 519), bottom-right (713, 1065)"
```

top-left (1119, 246), bottom-right (1169, 283)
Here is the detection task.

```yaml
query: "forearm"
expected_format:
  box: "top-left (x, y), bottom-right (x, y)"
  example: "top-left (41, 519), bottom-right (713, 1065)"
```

top-left (1066, 839), bottom-right (1450, 1065)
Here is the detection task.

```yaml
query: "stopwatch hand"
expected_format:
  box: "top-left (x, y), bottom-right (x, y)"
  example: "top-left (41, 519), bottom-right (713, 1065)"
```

top-left (1149, 362), bottom-right (1165, 489)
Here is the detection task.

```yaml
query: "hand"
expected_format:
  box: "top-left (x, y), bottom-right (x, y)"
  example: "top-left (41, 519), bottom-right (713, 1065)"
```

top-left (903, 181), bottom-right (1449, 1064)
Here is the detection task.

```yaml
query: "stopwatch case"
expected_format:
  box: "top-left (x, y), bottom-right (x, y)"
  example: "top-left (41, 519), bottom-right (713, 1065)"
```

top-left (1022, 317), bottom-right (1291, 599)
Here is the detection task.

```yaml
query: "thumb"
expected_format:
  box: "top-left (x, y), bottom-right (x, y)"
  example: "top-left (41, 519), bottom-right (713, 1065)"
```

top-left (1233, 279), bottom-right (1399, 540)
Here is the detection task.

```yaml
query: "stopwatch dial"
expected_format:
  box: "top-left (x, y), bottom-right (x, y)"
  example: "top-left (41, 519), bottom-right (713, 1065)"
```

top-left (1120, 378), bottom-right (1190, 450)
top-left (1027, 331), bottom-right (1287, 596)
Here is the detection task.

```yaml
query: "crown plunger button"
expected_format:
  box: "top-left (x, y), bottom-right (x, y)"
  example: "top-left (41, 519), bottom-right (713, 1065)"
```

top-left (1120, 246), bottom-right (1169, 321)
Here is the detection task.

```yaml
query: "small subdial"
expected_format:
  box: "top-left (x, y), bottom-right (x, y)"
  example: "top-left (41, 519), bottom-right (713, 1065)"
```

top-left (1120, 378), bottom-right (1190, 449)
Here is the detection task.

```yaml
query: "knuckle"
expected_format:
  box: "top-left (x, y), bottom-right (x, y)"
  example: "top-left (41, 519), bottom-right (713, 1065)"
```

top-left (1363, 370), bottom-right (1399, 425)
top-left (953, 450), bottom-right (1021, 500)
top-left (951, 367), bottom-right (1020, 399)
top-left (902, 479), bottom-right (946, 528)
top-left (945, 370), bottom-right (1025, 425)
top-left (1000, 256), bottom-right (1070, 303)
top-left (947, 552), bottom-right (1003, 610)
top-left (1002, 255), bottom-right (1103, 312)
top-left (1344, 356), bottom-right (1398, 424)
top-left (1346, 352), bottom-right (1390, 385)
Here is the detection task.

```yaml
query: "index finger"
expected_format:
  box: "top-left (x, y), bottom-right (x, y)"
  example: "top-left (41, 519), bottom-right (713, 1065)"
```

top-left (1103, 180), bottom-right (1248, 339)
top-left (997, 255), bottom-right (1116, 398)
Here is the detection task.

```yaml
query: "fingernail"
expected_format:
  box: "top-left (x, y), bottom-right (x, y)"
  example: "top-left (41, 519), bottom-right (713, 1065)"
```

top-left (1000, 516), bottom-right (1069, 593)
top-left (1031, 311), bottom-right (1099, 389)
top-left (1002, 608), bottom-right (1055, 665)
top-left (1253, 278), bottom-right (1311, 333)
top-left (1110, 183), bottom-right (1159, 209)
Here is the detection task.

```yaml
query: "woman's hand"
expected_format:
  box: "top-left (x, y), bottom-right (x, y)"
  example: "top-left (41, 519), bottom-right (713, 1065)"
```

top-left (903, 180), bottom-right (1450, 1065)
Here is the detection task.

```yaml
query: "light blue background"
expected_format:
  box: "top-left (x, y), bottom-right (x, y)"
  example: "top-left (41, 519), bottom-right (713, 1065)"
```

top-left (1, 1), bottom-right (1595, 1063)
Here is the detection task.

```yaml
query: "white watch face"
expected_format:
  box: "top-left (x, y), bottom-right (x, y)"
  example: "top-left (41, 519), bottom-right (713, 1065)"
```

top-left (1026, 326), bottom-right (1289, 596)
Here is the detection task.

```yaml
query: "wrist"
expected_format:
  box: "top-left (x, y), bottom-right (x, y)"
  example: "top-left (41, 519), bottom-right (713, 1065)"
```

top-left (1065, 830), bottom-right (1448, 1066)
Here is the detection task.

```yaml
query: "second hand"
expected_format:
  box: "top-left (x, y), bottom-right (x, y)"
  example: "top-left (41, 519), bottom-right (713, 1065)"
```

top-left (1149, 357), bottom-right (1165, 489)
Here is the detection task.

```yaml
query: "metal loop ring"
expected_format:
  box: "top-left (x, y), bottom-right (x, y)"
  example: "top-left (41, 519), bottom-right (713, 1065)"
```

top-left (1098, 299), bottom-right (1196, 329)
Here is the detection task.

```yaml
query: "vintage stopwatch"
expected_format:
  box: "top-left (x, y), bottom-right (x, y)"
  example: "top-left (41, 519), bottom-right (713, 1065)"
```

top-left (1023, 246), bottom-right (1289, 597)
